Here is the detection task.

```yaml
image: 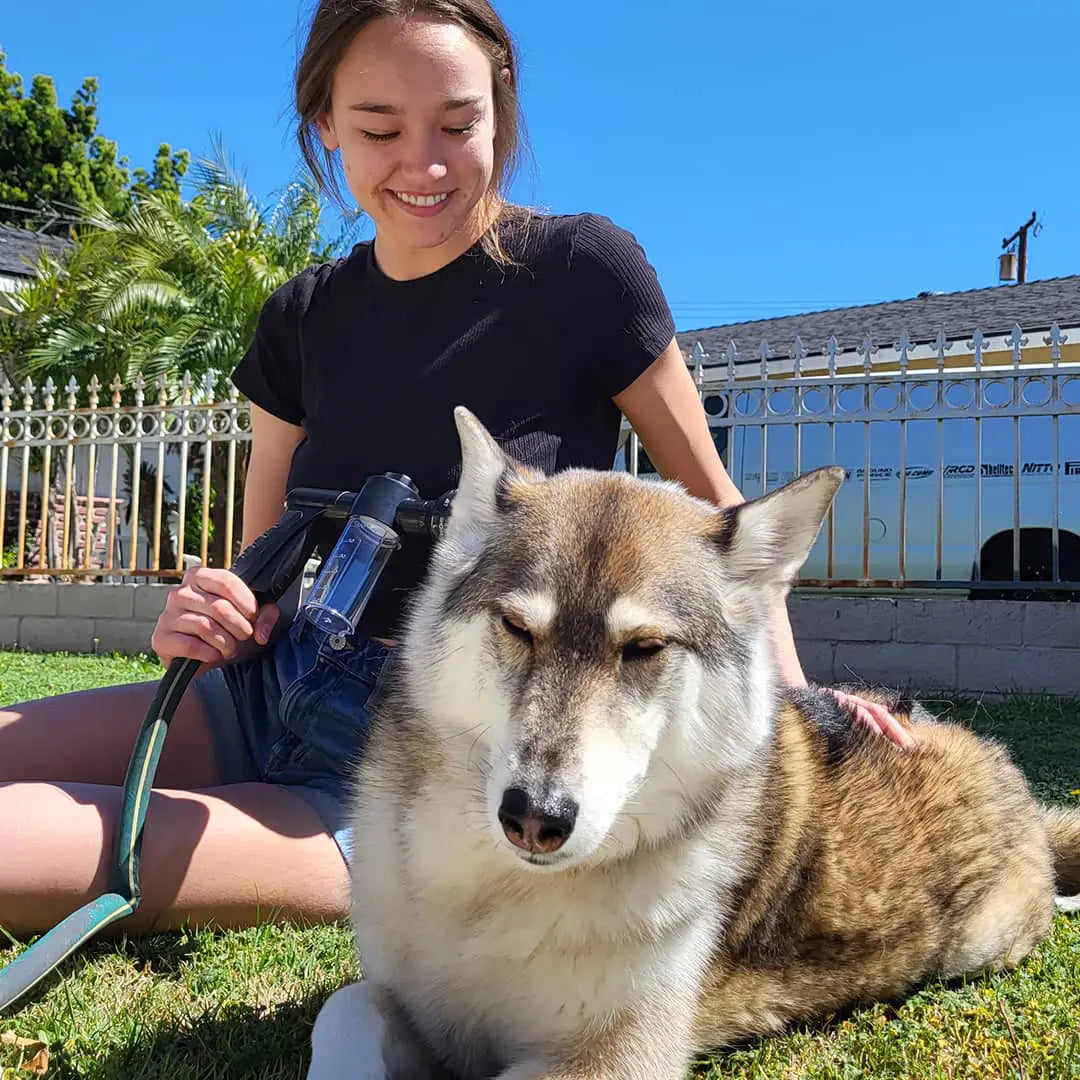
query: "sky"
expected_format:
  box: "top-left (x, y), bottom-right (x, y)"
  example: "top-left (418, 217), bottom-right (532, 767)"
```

top-left (3, 0), bottom-right (1078, 335)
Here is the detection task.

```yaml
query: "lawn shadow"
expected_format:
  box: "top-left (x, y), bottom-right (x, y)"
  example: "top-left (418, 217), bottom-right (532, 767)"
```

top-left (46, 993), bottom-right (327, 1080)
top-left (0, 930), bottom-right (203, 1016)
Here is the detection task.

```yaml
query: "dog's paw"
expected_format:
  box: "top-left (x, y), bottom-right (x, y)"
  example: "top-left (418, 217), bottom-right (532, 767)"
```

top-left (307, 982), bottom-right (390, 1080)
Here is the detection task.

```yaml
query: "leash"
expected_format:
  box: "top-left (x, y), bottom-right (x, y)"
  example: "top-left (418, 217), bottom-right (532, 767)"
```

top-left (0, 482), bottom-right (450, 1013)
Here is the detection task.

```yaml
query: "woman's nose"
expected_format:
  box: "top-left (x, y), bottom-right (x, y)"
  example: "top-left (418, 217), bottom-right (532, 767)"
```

top-left (398, 132), bottom-right (448, 184)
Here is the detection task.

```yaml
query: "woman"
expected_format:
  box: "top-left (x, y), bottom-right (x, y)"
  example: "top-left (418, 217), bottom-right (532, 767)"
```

top-left (0, 0), bottom-right (912, 940)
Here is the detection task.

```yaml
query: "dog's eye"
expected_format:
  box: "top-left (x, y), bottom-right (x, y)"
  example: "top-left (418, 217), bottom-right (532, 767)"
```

top-left (621, 637), bottom-right (667, 662)
top-left (501, 614), bottom-right (533, 644)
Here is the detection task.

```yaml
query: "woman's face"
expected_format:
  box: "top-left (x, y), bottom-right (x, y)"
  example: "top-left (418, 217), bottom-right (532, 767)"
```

top-left (318, 15), bottom-right (498, 277)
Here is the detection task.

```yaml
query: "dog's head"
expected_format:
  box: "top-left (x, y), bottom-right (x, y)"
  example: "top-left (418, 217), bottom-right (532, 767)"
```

top-left (400, 407), bottom-right (842, 871)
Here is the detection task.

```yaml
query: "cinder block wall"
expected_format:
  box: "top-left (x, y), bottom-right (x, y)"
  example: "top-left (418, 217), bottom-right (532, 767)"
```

top-left (1, 584), bottom-right (1077, 699)
top-left (0, 582), bottom-right (170, 658)
top-left (788, 595), bottom-right (1079, 699)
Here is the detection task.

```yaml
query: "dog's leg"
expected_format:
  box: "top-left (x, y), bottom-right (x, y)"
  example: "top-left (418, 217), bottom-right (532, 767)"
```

top-left (308, 981), bottom-right (389, 1080)
top-left (307, 980), bottom-right (440, 1080)
top-left (493, 1007), bottom-right (694, 1080)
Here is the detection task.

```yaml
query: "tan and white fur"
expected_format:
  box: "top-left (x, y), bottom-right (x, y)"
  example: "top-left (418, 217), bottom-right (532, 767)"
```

top-left (307, 406), bottom-right (1080, 1080)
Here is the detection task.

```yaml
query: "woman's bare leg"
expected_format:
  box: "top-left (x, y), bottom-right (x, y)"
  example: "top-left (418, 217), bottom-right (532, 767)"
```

top-left (0, 677), bottom-right (349, 938)
top-left (0, 780), bottom-right (349, 938)
top-left (0, 678), bottom-right (221, 789)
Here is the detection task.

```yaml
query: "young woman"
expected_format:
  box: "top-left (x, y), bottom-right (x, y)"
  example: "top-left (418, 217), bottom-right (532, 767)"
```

top-left (0, 0), bottom-right (913, 940)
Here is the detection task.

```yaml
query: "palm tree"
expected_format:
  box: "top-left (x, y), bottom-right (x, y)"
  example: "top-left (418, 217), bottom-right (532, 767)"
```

top-left (0, 146), bottom-right (352, 566)
top-left (5, 149), bottom-right (342, 386)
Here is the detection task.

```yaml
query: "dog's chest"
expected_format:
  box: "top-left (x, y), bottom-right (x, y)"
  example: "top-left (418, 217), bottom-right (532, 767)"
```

top-left (352, 794), bottom-right (721, 1064)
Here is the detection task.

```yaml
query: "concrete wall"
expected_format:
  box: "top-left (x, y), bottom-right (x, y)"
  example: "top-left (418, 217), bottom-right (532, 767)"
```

top-left (1, 583), bottom-right (1077, 699)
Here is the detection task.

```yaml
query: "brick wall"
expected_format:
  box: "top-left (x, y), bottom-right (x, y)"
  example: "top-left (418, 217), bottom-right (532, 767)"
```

top-left (1, 584), bottom-right (1077, 699)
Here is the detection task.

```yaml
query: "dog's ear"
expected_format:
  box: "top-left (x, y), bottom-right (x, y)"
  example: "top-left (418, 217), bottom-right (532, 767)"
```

top-left (712, 466), bottom-right (843, 588)
top-left (448, 406), bottom-right (533, 543)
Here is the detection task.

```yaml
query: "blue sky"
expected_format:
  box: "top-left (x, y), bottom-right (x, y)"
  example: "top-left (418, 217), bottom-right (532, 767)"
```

top-left (3, 0), bottom-right (1078, 334)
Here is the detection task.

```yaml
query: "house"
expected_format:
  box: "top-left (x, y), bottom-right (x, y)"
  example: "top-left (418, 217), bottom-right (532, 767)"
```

top-left (675, 275), bottom-right (1080, 376)
top-left (649, 276), bottom-right (1080, 592)
top-left (0, 223), bottom-right (73, 295)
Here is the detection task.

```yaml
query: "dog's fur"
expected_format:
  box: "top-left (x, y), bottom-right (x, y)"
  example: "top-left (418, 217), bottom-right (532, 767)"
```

top-left (307, 407), bottom-right (1080, 1080)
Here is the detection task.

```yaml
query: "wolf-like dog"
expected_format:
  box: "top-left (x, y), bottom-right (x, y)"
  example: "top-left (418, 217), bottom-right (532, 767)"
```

top-left (307, 406), bottom-right (1080, 1080)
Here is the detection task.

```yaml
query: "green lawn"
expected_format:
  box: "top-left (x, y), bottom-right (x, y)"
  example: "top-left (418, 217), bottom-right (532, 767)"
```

top-left (1, 649), bottom-right (1078, 1079)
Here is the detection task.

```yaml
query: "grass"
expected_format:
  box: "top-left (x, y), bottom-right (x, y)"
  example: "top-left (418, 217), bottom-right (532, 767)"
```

top-left (1, 649), bottom-right (1078, 1079)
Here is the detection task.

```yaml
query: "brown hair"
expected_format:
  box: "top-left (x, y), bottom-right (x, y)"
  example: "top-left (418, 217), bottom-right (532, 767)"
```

top-left (295, 0), bottom-right (531, 263)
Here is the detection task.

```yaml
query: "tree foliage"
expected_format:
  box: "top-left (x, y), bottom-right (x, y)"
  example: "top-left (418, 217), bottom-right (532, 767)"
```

top-left (0, 49), bottom-right (188, 232)
top-left (1, 148), bottom-right (338, 391)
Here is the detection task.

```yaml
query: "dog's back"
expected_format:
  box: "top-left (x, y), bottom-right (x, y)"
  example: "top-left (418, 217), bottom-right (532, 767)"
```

top-left (697, 686), bottom-right (1060, 1047)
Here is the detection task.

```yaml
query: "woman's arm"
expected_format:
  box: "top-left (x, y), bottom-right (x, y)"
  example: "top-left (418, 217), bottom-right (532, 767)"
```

top-left (612, 338), bottom-right (916, 749)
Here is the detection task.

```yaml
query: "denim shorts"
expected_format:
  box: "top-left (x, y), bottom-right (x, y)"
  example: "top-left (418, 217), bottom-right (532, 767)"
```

top-left (192, 614), bottom-right (396, 866)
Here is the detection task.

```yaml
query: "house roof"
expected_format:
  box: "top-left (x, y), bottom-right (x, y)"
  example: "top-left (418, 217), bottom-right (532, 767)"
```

top-left (0, 224), bottom-right (73, 279)
top-left (676, 275), bottom-right (1080, 362)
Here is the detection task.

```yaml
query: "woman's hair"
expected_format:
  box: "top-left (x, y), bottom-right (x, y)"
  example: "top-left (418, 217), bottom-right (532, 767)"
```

top-left (295, 0), bottom-right (532, 263)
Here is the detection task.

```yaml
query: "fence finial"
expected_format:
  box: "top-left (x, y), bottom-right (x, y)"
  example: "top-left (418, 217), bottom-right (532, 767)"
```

top-left (724, 340), bottom-right (739, 384)
top-left (757, 339), bottom-right (775, 380)
top-left (964, 328), bottom-right (984, 370)
top-left (858, 334), bottom-right (878, 375)
top-left (825, 335), bottom-right (839, 377)
top-left (894, 331), bottom-right (913, 375)
top-left (690, 341), bottom-right (707, 394)
top-left (933, 328), bottom-right (954, 370)
top-left (1007, 323), bottom-right (1028, 368)
top-left (791, 336), bottom-right (806, 378)
top-left (1043, 322), bottom-right (1068, 361)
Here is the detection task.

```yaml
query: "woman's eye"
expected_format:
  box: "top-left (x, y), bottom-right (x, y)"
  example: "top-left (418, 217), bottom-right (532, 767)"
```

top-left (501, 614), bottom-right (533, 644)
top-left (360, 130), bottom-right (398, 143)
top-left (621, 638), bottom-right (667, 663)
top-left (444, 123), bottom-right (477, 136)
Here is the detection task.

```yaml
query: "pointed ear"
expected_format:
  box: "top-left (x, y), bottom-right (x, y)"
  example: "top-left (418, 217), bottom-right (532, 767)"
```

top-left (447, 406), bottom-right (533, 543)
top-left (713, 467), bottom-right (844, 588)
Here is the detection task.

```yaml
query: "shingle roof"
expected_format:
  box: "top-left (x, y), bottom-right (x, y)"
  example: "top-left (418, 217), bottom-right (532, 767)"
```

top-left (676, 275), bottom-right (1080, 362)
top-left (0, 224), bottom-right (73, 278)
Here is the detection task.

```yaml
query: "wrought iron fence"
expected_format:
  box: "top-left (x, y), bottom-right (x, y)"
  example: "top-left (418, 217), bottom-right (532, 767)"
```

top-left (623, 322), bottom-right (1080, 594)
top-left (1, 372), bottom-right (250, 579)
top-left (4, 319), bottom-right (1079, 592)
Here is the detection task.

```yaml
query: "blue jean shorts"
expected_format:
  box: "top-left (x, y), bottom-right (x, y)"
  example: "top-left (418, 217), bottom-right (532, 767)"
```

top-left (192, 614), bottom-right (396, 866)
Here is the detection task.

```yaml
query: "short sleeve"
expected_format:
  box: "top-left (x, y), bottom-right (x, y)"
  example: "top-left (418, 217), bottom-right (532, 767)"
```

top-left (230, 281), bottom-right (305, 425)
top-left (570, 214), bottom-right (677, 398)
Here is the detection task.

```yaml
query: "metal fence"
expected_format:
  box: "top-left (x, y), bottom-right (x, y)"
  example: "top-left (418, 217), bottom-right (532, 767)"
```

top-left (1, 372), bottom-right (250, 579)
top-left (624, 323), bottom-right (1080, 594)
top-left (4, 320), bottom-right (1079, 592)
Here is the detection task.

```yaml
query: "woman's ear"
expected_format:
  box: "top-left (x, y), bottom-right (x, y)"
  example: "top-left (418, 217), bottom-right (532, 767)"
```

top-left (316, 111), bottom-right (340, 152)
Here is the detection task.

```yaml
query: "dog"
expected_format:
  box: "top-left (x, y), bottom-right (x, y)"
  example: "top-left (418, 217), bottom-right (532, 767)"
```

top-left (307, 406), bottom-right (1080, 1080)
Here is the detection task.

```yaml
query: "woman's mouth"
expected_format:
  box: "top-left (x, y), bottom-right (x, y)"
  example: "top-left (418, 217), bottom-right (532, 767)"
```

top-left (390, 190), bottom-right (454, 216)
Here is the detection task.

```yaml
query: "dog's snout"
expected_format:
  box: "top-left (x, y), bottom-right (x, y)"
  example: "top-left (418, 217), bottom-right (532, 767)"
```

top-left (498, 786), bottom-right (579, 855)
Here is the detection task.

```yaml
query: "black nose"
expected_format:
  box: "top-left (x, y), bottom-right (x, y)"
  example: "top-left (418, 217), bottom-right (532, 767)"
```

top-left (498, 786), bottom-right (579, 854)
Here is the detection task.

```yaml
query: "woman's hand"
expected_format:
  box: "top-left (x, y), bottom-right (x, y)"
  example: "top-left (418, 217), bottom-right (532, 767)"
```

top-left (151, 566), bottom-right (280, 670)
top-left (826, 688), bottom-right (918, 749)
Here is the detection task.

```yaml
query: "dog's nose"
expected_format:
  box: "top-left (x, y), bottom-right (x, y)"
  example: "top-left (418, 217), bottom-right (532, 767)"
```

top-left (498, 786), bottom-right (578, 854)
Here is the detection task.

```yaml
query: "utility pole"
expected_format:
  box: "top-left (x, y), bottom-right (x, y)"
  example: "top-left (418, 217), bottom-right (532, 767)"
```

top-left (1000, 211), bottom-right (1039, 284)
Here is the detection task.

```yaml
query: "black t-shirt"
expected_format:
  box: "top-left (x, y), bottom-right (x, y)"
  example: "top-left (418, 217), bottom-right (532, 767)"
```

top-left (231, 210), bottom-right (675, 639)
